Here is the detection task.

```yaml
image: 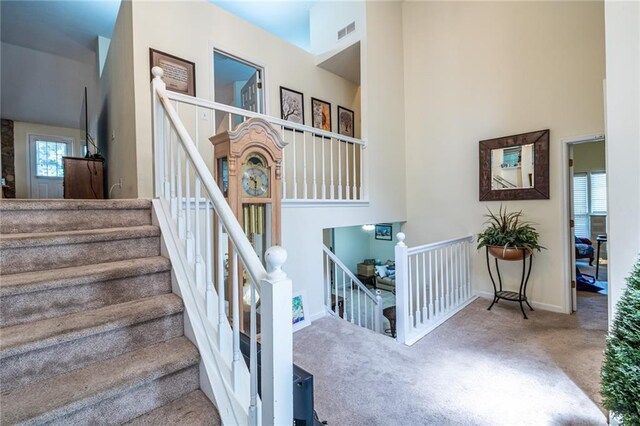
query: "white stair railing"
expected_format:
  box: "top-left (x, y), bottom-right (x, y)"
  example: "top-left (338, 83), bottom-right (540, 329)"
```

top-left (395, 232), bottom-right (477, 346)
top-left (322, 245), bottom-right (384, 334)
top-left (158, 80), bottom-right (367, 204)
top-left (151, 67), bottom-right (292, 426)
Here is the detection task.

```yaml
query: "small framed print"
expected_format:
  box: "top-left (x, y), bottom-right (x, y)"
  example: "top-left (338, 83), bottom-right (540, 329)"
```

top-left (338, 106), bottom-right (354, 137)
top-left (149, 48), bottom-right (196, 96)
top-left (292, 290), bottom-right (311, 332)
top-left (311, 97), bottom-right (331, 131)
top-left (280, 87), bottom-right (305, 126)
top-left (375, 223), bottom-right (393, 241)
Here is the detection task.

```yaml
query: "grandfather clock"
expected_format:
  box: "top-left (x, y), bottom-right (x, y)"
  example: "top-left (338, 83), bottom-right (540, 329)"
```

top-left (210, 117), bottom-right (286, 330)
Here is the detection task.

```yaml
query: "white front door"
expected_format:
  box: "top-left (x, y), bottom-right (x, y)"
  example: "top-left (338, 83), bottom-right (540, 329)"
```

top-left (29, 135), bottom-right (73, 199)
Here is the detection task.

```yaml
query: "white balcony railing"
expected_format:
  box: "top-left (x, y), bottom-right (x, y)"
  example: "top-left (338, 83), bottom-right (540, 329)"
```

top-left (151, 67), bottom-right (292, 425)
top-left (395, 233), bottom-right (476, 346)
top-left (161, 87), bottom-right (367, 204)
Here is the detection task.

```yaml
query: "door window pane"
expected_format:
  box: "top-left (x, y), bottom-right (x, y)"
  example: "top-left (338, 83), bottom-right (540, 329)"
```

top-left (36, 141), bottom-right (67, 177)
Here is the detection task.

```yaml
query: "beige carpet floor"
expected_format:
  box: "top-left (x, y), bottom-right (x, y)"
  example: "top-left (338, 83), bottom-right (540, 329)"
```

top-left (293, 293), bottom-right (608, 425)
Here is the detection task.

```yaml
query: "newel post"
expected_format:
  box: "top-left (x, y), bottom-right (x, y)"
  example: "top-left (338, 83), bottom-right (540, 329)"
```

top-left (151, 66), bottom-right (167, 198)
top-left (262, 246), bottom-right (293, 426)
top-left (375, 289), bottom-right (384, 334)
top-left (395, 232), bottom-right (409, 344)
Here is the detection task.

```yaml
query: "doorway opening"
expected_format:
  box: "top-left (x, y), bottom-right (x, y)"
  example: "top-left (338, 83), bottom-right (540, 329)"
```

top-left (213, 50), bottom-right (265, 133)
top-left (566, 137), bottom-right (608, 315)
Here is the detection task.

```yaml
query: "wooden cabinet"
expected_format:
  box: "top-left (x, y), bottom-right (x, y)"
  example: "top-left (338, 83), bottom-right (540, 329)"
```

top-left (63, 157), bottom-right (104, 199)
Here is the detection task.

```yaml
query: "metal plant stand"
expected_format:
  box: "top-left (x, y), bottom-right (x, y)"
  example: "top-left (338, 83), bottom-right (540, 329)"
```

top-left (486, 247), bottom-right (534, 319)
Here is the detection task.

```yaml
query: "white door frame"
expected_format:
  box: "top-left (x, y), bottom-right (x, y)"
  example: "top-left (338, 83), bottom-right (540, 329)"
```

top-left (561, 133), bottom-right (605, 314)
top-left (208, 42), bottom-right (270, 116)
top-left (28, 133), bottom-right (74, 199)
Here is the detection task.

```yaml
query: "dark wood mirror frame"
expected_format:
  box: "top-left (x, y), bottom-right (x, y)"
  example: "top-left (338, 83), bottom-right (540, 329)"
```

top-left (479, 129), bottom-right (550, 201)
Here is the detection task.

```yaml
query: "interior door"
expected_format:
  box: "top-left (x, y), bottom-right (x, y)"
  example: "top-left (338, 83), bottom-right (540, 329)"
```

top-left (568, 145), bottom-right (578, 312)
top-left (29, 135), bottom-right (73, 199)
top-left (240, 70), bottom-right (262, 113)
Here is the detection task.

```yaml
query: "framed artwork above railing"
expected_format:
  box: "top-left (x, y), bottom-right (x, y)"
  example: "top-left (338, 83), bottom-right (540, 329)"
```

top-left (479, 129), bottom-right (550, 201)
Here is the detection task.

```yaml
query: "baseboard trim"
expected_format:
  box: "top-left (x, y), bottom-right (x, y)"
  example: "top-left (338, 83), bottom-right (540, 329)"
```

top-left (310, 310), bottom-right (328, 322)
top-left (474, 291), bottom-right (566, 314)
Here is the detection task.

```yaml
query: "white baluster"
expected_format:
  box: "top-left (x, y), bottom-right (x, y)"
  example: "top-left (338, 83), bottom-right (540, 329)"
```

top-left (312, 135), bottom-right (317, 199)
top-left (350, 277), bottom-right (354, 324)
top-left (194, 177), bottom-right (204, 289)
top-left (329, 137), bottom-right (334, 199)
top-left (357, 287), bottom-right (362, 327)
top-left (325, 254), bottom-right (330, 309)
top-left (303, 132), bottom-right (308, 199)
top-left (231, 249), bottom-right (241, 389)
top-left (422, 252), bottom-right (427, 323)
top-left (170, 124), bottom-right (177, 219)
top-left (205, 199), bottom-right (214, 321)
top-left (321, 136), bottom-right (326, 199)
top-left (186, 156), bottom-right (194, 263)
top-left (345, 140), bottom-right (350, 200)
top-left (428, 250), bottom-right (434, 320)
top-left (176, 143), bottom-right (184, 236)
top-left (359, 145), bottom-right (364, 199)
top-left (333, 260), bottom-right (338, 315)
top-left (163, 115), bottom-right (170, 199)
top-left (447, 245), bottom-right (452, 310)
top-left (352, 142), bottom-right (357, 201)
top-left (364, 296), bottom-right (368, 329)
top-left (292, 131), bottom-right (297, 199)
top-left (342, 270), bottom-right (347, 320)
top-left (281, 126), bottom-right (287, 199)
top-left (436, 248), bottom-right (442, 316)
top-left (217, 220), bottom-right (227, 350)
top-left (337, 138), bottom-right (342, 200)
top-left (248, 276), bottom-right (258, 426)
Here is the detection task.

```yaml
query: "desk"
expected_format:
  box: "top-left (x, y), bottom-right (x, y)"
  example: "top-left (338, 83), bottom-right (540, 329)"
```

top-left (596, 234), bottom-right (607, 280)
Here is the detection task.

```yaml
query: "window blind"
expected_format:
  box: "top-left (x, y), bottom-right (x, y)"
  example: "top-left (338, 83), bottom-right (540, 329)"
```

top-left (590, 172), bottom-right (607, 214)
top-left (573, 174), bottom-right (590, 238)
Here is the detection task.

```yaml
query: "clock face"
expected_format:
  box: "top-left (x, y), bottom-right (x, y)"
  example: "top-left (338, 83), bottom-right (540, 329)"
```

top-left (242, 155), bottom-right (270, 197)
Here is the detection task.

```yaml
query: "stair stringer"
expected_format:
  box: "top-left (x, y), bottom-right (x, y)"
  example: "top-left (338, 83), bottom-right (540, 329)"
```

top-left (152, 199), bottom-right (251, 425)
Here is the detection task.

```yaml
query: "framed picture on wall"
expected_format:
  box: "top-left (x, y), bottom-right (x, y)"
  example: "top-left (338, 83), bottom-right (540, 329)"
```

top-left (149, 48), bottom-right (196, 96)
top-left (292, 290), bottom-right (311, 331)
top-left (338, 106), bottom-right (354, 137)
top-left (375, 223), bottom-right (393, 241)
top-left (311, 97), bottom-right (331, 131)
top-left (280, 87), bottom-right (305, 126)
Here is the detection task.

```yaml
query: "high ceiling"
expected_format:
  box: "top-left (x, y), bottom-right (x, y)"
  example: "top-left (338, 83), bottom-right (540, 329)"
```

top-left (0, 0), bottom-right (121, 63)
top-left (210, 0), bottom-right (315, 51)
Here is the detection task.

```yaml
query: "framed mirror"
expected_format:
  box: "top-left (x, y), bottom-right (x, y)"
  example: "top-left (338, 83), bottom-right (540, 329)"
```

top-left (479, 129), bottom-right (549, 201)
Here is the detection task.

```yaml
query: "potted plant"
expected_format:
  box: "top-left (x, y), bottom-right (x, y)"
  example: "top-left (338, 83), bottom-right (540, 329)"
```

top-left (601, 258), bottom-right (640, 424)
top-left (477, 205), bottom-right (544, 260)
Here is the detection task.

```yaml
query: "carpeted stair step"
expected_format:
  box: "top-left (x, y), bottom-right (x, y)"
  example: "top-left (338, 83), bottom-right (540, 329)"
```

top-left (0, 257), bottom-right (172, 327)
top-left (125, 390), bottom-right (221, 426)
top-left (0, 337), bottom-right (200, 426)
top-left (0, 294), bottom-right (184, 392)
top-left (0, 199), bottom-right (152, 233)
top-left (0, 225), bottom-right (161, 274)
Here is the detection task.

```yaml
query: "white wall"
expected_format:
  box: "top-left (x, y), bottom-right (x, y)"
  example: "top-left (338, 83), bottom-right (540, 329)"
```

top-left (333, 222), bottom-right (401, 274)
top-left (309, 1), bottom-right (365, 55)
top-left (0, 42), bottom-right (99, 136)
top-left (402, 1), bottom-right (606, 312)
top-left (604, 0), bottom-right (640, 315)
top-left (12, 121), bottom-right (84, 199)
top-left (129, 0), bottom-right (361, 199)
top-left (99, 0), bottom-right (137, 198)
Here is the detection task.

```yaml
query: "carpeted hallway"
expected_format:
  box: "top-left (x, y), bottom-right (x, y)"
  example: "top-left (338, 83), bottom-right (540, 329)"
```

top-left (293, 293), bottom-right (608, 425)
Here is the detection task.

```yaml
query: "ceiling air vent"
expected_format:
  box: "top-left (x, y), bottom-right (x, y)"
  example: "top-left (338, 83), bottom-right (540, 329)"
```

top-left (337, 21), bottom-right (356, 40)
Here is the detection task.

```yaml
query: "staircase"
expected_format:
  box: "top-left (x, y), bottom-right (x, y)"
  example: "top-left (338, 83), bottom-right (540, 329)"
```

top-left (0, 199), bottom-right (221, 425)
